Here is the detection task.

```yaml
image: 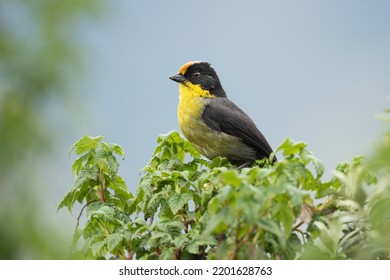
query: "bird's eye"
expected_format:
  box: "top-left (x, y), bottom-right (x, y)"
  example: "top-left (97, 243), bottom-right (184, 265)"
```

top-left (192, 72), bottom-right (201, 78)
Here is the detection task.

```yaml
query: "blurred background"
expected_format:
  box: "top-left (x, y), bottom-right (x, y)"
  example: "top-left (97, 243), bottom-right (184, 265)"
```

top-left (0, 0), bottom-right (389, 259)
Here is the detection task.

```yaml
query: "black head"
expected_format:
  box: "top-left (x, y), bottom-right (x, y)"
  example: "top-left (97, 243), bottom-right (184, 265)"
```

top-left (169, 61), bottom-right (227, 97)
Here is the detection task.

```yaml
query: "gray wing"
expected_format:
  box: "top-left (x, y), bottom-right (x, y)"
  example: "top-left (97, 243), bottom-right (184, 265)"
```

top-left (202, 97), bottom-right (275, 160)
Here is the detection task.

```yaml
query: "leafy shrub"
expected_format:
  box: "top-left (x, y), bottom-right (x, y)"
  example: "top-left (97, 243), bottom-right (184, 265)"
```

top-left (59, 126), bottom-right (390, 259)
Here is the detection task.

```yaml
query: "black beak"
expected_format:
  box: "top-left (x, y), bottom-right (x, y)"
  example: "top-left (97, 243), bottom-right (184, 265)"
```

top-left (169, 73), bottom-right (186, 83)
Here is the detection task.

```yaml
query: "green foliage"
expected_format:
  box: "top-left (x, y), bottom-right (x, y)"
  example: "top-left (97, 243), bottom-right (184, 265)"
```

top-left (0, 0), bottom-right (105, 259)
top-left (59, 129), bottom-right (390, 259)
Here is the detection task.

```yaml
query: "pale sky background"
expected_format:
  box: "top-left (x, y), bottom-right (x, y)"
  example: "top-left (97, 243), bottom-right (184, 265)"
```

top-left (47, 1), bottom-right (389, 231)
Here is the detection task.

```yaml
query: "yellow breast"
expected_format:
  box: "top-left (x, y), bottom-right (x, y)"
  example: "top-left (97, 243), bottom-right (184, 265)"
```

top-left (177, 83), bottom-right (211, 141)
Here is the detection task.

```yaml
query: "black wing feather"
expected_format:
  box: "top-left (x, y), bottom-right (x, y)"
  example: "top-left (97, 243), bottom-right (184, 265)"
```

top-left (202, 98), bottom-right (274, 159)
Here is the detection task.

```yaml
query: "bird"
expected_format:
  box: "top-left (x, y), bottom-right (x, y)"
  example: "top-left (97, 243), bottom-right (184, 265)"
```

top-left (169, 61), bottom-right (276, 167)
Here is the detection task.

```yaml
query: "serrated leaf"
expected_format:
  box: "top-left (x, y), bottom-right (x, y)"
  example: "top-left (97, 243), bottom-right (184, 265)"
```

top-left (59, 180), bottom-right (93, 213)
top-left (71, 154), bottom-right (88, 176)
top-left (166, 221), bottom-right (185, 237)
top-left (138, 176), bottom-right (152, 193)
top-left (107, 233), bottom-right (123, 251)
top-left (364, 170), bottom-right (377, 185)
top-left (168, 192), bottom-right (193, 214)
top-left (209, 157), bottom-right (231, 168)
top-left (173, 235), bottom-right (188, 248)
top-left (112, 176), bottom-right (128, 190)
top-left (91, 239), bottom-right (107, 256)
top-left (335, 161), bottom-right (349, 173)
top-left (67, 168), bottom-right (97, 205)
top-left (94, 147), bottom-right (107, 161)
top-left (277, 138), bottom-right (307, 157)
top-left (159, 247), bottom-right (174, 260)
top-left (112, 185), bottom-right (133, 201)
top-left (185, 144), bottom-right (201, 158)
top-left (110, 143), bottom-right (125, 159)
top-left (106, 154), bottom-right (119, 176)
top-left (74, 182), bottom-right (94, 204)
top-left (186, 241), bottom-right (200, 255)
top-left (311, 156), bottom-right (325, 178)
top-left (284, 162), bottom-right (307, 181)
top-left (57, 191), bottom-right (73, 212)
top-left (85, 201), bottom-right (104, 215)
top-left (146, 193), bottom-right (161, 217)
top-left (159, 199), bottom-right (174, 219)
top-left (74, 165), bottom-right (98, 188)
top-left (88, 205), bottom-right (116, 221)
top-left (148, 232), bottom-right (172, 247)
top-left (133, 187), bottom-right (146, 212)
top-left (70, 135), bottom-right (103, 156)
top-left (276, 204), bottom-right (295, 238)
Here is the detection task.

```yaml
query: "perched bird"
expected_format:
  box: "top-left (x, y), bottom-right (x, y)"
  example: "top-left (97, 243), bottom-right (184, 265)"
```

top-left (169, 61), bottom-right (276, 166)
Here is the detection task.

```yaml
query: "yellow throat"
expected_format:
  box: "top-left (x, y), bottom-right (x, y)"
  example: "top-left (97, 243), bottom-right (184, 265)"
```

top-left (177, 82), bottom-right (215, 138)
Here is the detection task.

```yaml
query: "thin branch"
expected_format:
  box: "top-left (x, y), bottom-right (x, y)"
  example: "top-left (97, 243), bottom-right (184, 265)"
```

top-left (76, 200), bottom-right (98, 229)
top-left (292, 221), bottom-right (304, 232)
top-left (230, 217), bottom-right (242, 260)
top-left (294, 228), bottom-right (306, 243)
top-left (99, 171), bottom-right (107, 203)
top-left (238, 225), bottom-right (256, 248)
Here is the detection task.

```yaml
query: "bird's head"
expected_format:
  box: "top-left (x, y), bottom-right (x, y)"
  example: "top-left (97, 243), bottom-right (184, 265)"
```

top-left (169, 61), bottom-right (227, 98)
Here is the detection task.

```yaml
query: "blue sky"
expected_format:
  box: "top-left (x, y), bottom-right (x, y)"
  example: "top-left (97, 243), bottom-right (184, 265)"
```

top-left (48, 0), bottom-right (389, 229)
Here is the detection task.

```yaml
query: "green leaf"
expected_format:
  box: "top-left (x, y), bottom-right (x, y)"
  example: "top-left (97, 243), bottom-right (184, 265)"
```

top-left (311, 155), bottom-right (325, 178)
top-left (148, 232), bottom-right (172, 247)
top-left (314, 219), bottom-right (342, 257)
top-left (183, 141), bottom-right (202, 159)
top-left (221, 170), bottom-right (242, 187)
top-left (75, 165), bottom-right (98, 186)
top-left (166, 221), bottom-right (185, 237)
top-left (364, 170), bottom-right (377, 185)
top-left (277, 138), bottom-right (307, 157)
top-left (112, 176), bottom-right (128, 190)
top-left (107, 233), bottom-right (123, 252)
top-left (110, 143), bottom-right (125, 159)
top-left (146, 193), bottom-right (162, 217)
top-left (91, 239), bottom-right (107, 257)
top-left (168, 192), bottom-right (193, 214)
top-left (85, 201), bottom-right (104, 214)
top-left (106, 154), bottom-right (119, 176)
top-left (258, 218), bottom-right (285, 244)
top-left (57, 191), bottom-right (73, 212)
top-left (173, 235), bottom-right (188, 248)
top-left (205, 208), bottom-right (231, 234)
top-left (275, 204), bottom-right (295, 238)
top-left (88, 205), bottom-right (116, 222)
top-left (209, 157), bottom-right (231, 168)
top-left (368, 196), bottom-right (390, 230)
top-left (207, 196), bottom-right (221, 215)
top-left (71, 154), bottom-right (88, 176)
top-left (186, 241), bottom-right (200, 255)
top-left (69, 135), bottom-right (103, 156)
top-left (159, 247), bottom-right (174, 259)
top-left (112, 185), bottom-right (133, 203)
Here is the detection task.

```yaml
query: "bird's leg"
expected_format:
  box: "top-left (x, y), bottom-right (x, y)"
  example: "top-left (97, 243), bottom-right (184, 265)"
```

top-left (236, 161), bottom-right (252, 170)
